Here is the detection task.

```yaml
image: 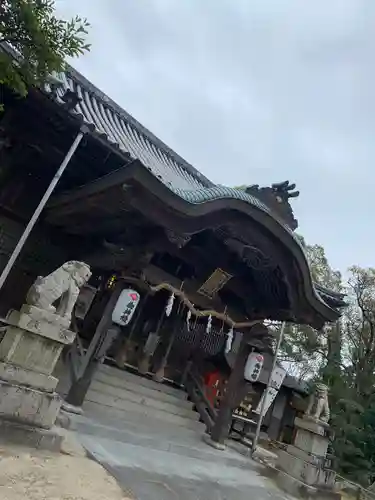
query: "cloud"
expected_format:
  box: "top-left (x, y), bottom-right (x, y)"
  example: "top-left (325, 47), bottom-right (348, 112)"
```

top-left (55, 0), bottom-right (375, 272)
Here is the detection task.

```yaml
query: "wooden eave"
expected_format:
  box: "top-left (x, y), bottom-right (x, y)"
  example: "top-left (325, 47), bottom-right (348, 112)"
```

top-left (45, 162), bottom-right (340, 328)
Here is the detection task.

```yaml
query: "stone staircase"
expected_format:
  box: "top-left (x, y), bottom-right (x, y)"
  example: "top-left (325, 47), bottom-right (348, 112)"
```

top-left (65, 400), bottom-right (270, 499)
top-left (62, 364), bottom-right (285, 499)
top-left (83, 364), bottom-right (206, 434)
top-left (63, 364), bottom-right (289, 499)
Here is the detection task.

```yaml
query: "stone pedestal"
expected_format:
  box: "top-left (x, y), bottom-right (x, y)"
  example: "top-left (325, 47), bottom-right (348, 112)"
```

top-left (0, 304), bottom-right (76, 430)
top-left (277, 417), bottom-right (336, 489)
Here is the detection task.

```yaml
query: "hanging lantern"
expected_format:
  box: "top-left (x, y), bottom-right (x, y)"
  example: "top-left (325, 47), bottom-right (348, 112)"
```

top-left (186, 309), bottom-right (192, 331)
top-left (206, 314), bottom-right (212, 334)
top-left (165, 292), bottom-right (175, 317)
top-left (225, 326), bottom-right (234, 353)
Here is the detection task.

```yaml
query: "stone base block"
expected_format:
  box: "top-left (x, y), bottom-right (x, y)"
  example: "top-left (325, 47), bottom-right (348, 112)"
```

top-left (273, 468), bottom-right (341, 500)
top-left (0, 325), bottom-right (64, 375)
top-left (295, 416), bottom-right (331, 436)
top-left (277, 449), bottom-right (336, 488)
top-left (0, 305), bottom-right (76, 376)
top-left (0, 378), bottom-right (61, 429)
top-left (6, 308), bottom-right (75, 344)
top-left (285, 444), bottom-right (334, 469)
top-left (0, 361), bottom-right (58, 392)
top-left (294, 419), bottom-right (330, 457)
top-left (0, 419), bottom-right (64, 452)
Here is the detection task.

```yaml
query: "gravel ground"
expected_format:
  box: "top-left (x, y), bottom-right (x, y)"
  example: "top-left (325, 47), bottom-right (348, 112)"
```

top-left (0, 444), bottom-right (133, 500)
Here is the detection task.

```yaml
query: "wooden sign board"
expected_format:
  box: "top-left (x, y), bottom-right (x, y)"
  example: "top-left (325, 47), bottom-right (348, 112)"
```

top-left (254, 366), bottom-right (286, 416)
top-left (197, 268), bottom-right (232, 298)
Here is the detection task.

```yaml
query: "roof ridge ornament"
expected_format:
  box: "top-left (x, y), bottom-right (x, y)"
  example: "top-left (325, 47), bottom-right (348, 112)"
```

top-left (245, 180), bottom-right (300, 231)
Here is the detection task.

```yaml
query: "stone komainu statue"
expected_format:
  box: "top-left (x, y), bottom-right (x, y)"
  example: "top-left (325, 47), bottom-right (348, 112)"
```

top-left (26, 261), bottom-right (92, 322)
top-left (305, 383), bottom-right (330, 423)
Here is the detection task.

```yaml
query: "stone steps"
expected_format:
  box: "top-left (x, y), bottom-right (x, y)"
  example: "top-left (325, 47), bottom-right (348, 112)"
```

top-left (74, 403), bottom-right (205, 440)
top-left (83, 382), bottom-right (199, 422)
top-left (98, 364), bottom-right (187, 400)
top-left (82, 400), bottom-right (205, 432)
top-left (83, 364), bottom-right (204, 433)
top-left (93, 369), bottom-right (192, 408)
top-left (86, 380), bottom-right (195, 420)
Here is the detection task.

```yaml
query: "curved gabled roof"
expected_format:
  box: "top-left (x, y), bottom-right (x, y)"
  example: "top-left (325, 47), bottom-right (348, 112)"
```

top-left (40, 65), bottom-right (344, 322)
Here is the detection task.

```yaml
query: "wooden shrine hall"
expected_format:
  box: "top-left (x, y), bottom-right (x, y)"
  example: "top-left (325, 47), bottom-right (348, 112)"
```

top-left (0, 56), bottom-right (345, 445)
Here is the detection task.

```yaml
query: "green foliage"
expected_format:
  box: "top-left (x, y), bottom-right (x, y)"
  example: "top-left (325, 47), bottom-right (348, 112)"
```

top-left (331, 397), bottom-right (375, 485)
top-left (280, 240), bottom-right (343, 382)
top-left (0, 0), bottom-right (90, 106)
top-left (280, 239), bottom-right (375, 485)
top-left (304, 243), bottom-right (342, 292)
top-left (331, 267), bottom-right (375, 485)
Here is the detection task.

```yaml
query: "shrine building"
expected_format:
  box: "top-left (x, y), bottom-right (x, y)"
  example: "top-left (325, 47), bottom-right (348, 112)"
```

top-left (0, 53), bottom-right (345, 445)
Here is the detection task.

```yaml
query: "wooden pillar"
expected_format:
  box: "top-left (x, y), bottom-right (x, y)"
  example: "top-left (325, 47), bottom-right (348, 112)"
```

top-left (153, 315), bottom-right (179, 382)
top-left (210, 332), bottom-right (251, 446)
top-left (138, 304), bottom-right (165, 375)
top-left (65, 282), bottom-right (123, 407)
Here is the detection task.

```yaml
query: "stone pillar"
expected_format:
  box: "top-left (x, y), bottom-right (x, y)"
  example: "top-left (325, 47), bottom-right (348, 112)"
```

top-left (0, 304), bottom-right (76, 430)
top-left (276, 417), bottom-right (336, 489)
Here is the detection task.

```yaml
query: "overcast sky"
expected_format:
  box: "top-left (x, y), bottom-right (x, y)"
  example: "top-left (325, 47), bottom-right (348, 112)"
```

top-left (55, 0), bottom-right (374, 274)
